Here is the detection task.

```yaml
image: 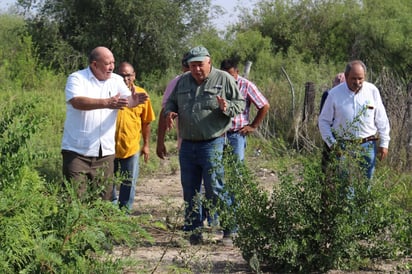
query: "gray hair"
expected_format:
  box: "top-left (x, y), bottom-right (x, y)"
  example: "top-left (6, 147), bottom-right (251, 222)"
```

top-left (88, 48), bottom-right (101, 64)
top-left (345, 60), bottom-right (367, 76)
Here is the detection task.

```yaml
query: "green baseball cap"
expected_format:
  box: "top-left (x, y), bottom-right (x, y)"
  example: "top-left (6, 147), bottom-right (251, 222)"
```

top-left (186, 46), bottom-right (210, 63)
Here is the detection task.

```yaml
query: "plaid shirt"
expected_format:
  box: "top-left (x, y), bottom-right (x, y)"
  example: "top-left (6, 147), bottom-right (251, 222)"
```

top-left (230, 75), bottom-right (268, 132)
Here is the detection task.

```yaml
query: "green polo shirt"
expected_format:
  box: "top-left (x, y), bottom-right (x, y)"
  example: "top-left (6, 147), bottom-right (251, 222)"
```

top-left (165, 67), bottom-right (245, 141)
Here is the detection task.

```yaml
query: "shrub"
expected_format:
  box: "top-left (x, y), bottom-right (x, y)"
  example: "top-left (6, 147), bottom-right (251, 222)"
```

top-left (219, 150), bottom-right (411, 272)
top-left (0, 93), bottom-right (152, 273)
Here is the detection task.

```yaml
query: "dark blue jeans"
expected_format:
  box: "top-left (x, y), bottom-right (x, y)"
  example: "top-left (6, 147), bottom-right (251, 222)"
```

top-left (179, 137), bottom-right (226, 231)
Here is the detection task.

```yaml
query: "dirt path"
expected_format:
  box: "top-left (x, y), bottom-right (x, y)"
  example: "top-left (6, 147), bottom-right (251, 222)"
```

top-left (113, 171), bottom-right (252, 273)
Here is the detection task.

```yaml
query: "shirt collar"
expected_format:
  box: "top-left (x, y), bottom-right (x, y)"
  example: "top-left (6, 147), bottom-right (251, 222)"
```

top-left (86, 66), bottom-right (115, 82)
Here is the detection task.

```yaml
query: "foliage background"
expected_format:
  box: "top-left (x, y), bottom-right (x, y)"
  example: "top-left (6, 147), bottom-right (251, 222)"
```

top-left (0, 0), bottom-right (411, 272)
top-left (4, 0), bottom-right (412, 171)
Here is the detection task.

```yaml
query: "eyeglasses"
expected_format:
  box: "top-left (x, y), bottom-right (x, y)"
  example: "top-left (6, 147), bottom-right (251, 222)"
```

top-left (119, 72), bottom-right (135, 78)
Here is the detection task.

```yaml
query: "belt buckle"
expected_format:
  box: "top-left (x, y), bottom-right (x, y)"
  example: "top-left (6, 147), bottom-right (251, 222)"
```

top-left (361, 135), bottom-right (377, 144)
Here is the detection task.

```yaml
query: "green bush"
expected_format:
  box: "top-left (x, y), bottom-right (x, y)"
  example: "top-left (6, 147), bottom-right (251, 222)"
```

top-left (0, 169), bottom-right (152, 273)
top-left (219, 150), bottom-right (411, 272)
top-left (0, 96), bottom-right (43, 187)
top-left (0, 92), bottom-right (152, 273)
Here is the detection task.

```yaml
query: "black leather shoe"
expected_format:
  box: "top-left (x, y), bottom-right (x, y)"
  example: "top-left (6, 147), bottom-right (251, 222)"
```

top-left (189, 232), bottom-right (203, 245)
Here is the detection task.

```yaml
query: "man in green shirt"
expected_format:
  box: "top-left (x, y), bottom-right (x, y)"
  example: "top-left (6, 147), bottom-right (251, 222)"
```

top-left (164, 46), bottom-right (245, 245)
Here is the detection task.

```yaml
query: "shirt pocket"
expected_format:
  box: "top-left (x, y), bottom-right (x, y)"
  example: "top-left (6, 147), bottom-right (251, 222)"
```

top-left (363, 102), bottom-right (375, 124)
top-left (177, 89), bottom-right (192, 111)
top-left (202, 88), bottom-right (220, 110)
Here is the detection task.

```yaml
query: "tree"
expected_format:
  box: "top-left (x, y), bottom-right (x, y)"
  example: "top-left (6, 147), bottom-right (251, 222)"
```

top-left (356, 0), bottom-right (412, 79)
top-left (234, 0), bottom-right (412, 79)
top-left (18, 0), bottom-right (212, 78)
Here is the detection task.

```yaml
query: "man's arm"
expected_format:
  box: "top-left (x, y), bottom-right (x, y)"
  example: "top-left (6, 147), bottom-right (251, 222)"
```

top-left (70, 93), bottom-right (128, 110)
top-left (128, 90), bottom-right (149, 108)
top-left (318, 95), bottom-right (336, 148)
top-left (239, 103), bottom-right (270, 135)
top-left (158, 76), bottom-right (182, 159)
top-left (373, 87), bottom-right (390, 161)
top-left (374, 88), bottom-right (390, 149)
top-left (156, 108), bottom-right (168, 159)
top-left (222, 77), bottom-right (245, 117)
top-left (141, 122), bottom-right (151, 163)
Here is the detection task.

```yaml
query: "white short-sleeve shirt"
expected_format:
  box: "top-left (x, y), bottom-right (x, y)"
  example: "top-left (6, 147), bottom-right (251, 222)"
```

top-left (61, 67), bottom-right (131, 157)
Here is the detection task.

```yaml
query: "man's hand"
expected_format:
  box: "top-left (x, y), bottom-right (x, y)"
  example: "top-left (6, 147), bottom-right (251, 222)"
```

top-left (378, 147), bottom-right (388, 161)
top-left (156, 142), bottom-right (168, 159)
top-left (166, 112), bottom-right (178, 130)
top-left (128, 90), bottom-right (149, 108)
top-left (156, 108), bottom-right (169, 159)
top-left (216, 95), bottom-right (227, 112)
top-left (107, 93), bottom-right (128, 109)
top-left (239, 125), bottom-right (256, 136)
top-left (141, 144), bottom-right (150, 163)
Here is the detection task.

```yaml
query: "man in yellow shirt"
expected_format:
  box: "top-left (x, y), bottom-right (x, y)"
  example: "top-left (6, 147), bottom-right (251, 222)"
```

top-left (113, 62), bottom-right (155, 211)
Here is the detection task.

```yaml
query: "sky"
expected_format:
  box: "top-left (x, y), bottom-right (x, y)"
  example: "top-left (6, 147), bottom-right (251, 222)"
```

top-left (0, 0), bottom-right (14, 10)
top-left (212, 0), bottom-right (257, 30)
top-left (1, 0), bottom-right (257, 30)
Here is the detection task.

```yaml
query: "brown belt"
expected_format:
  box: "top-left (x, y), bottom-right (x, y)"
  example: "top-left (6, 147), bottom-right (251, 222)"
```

top-left (361, 135), bottom-right (379, 144)
top-left (360, 135), bottom-right (379, 144)
top-left (344, 135), bottom-right (378, 144)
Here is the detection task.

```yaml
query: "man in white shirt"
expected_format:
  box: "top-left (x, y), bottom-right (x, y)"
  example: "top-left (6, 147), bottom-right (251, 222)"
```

top-left (61, 46), bottom-right (148, 201)
top-left (318, 60), bottom-right (390, 179)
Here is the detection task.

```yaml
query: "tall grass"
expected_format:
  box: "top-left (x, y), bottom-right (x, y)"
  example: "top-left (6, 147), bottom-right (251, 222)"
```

top-left (1, 13), bottom-right (411, 272)
top-left (0, 16), bottom-right (154, 273)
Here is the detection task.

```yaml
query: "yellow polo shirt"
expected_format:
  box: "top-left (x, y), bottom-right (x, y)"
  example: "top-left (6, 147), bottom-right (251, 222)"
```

top-left (115, 85), bottom-right (155, 159)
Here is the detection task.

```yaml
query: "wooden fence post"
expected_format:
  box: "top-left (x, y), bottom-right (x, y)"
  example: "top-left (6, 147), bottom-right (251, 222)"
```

top-left (406, 82), bottom-right (412, 171)
top-left (303, 82), bottom-right (316, 123)
top-left (242, 61), bottom-right (252, 79)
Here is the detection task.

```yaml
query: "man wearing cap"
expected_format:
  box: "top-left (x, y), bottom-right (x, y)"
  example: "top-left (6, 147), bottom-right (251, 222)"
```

top-left (164, 46), bottom-right (245, 244)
